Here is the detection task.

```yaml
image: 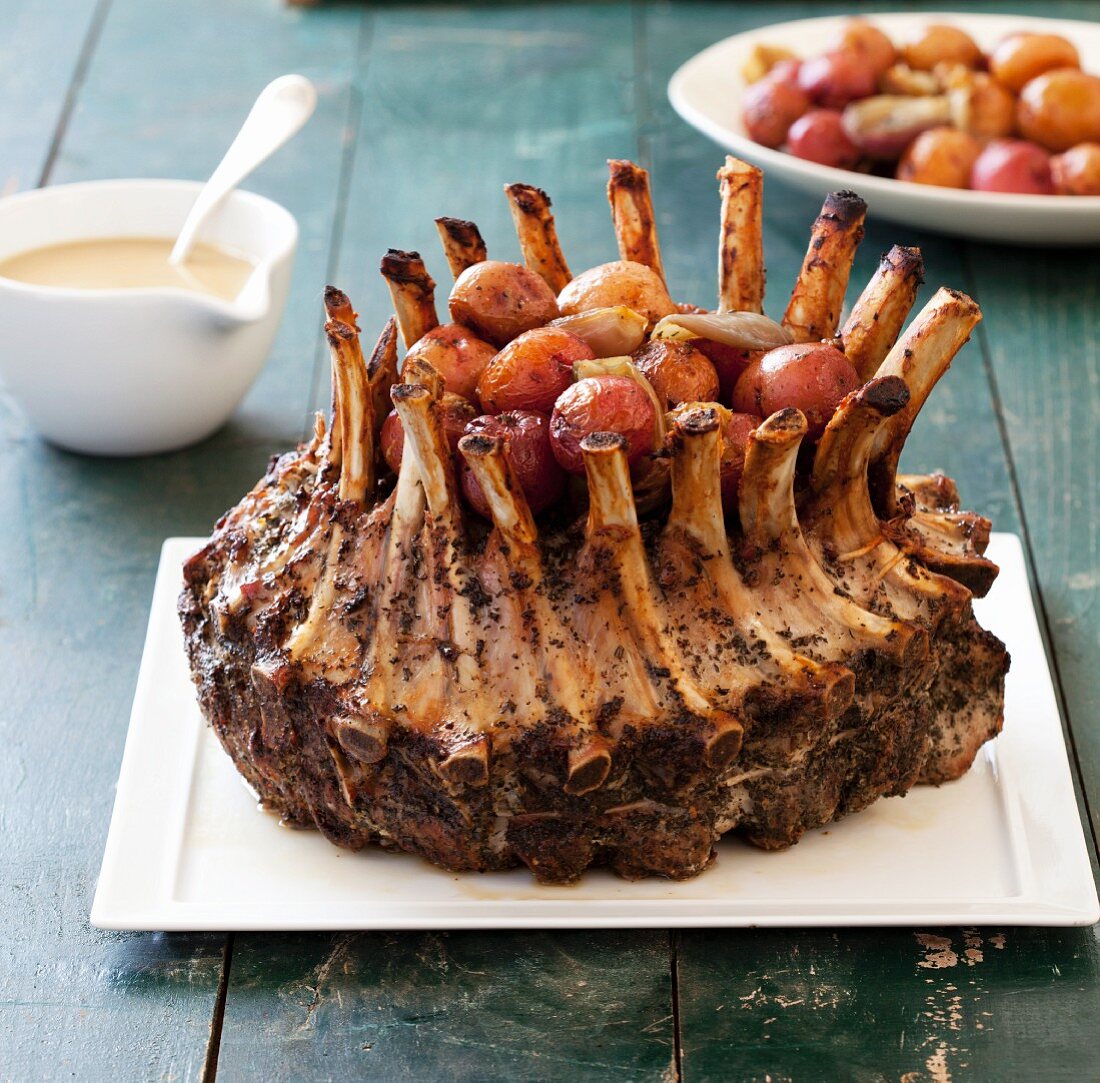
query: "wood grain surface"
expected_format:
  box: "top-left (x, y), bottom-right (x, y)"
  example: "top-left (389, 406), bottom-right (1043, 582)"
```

top-left (1, 1), bottom-right (1097, 1080)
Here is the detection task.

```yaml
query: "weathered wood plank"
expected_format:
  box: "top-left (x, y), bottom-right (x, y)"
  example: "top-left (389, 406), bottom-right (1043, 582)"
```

top-left (220, 930), bottom-right (675, 1082)
top-left (0, 0), bottom-right (103, 194)
top-left (964, 241), bottom-right (1100, 839)
top-left (640, 2), bottom-right (1099, 1080)
top-left (675, 925), bottom-right (1100, 1083)
top-left (0, 0), bottom-right (363, 1077)
top-left (304, 2), bottom-right (645, 415)
top-left (216, 7), bottom-right (676, 1080)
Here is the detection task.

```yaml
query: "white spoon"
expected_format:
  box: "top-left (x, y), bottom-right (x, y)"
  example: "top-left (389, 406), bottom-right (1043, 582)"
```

top-left (169, 74), bottom-right (317, 267)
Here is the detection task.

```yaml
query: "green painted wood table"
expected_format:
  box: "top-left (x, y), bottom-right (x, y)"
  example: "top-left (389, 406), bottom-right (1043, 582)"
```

top-left (1, 1), bottom-right (1098, 1079)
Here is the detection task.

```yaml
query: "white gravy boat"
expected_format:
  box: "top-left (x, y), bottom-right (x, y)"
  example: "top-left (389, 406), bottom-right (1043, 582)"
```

top-left (0, 179), bottom-right (297, 455)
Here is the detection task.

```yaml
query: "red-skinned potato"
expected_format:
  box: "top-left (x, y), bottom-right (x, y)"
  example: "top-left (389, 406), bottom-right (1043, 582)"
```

top-left (766, 58), bottom-right (803, 89)
top-left (692, 341), bottom-right (759, 404)
top-left (403, 323), bottom-right (497, 401)
top-left (633, 340), bottom-right (719, 408)
top-left (380, 409), bottom-right (404, 474)
top-left (1017, 69), bottom-right (1100, 153)
top-left (970, 139), bottom-right (1053, 194)
top-left (477, 326), bottom-right (593, 415)
top-left (742, 78), bottom-right (811, 148)
top-left (720, 411), bottom-right (760, 511)
top-left (449, 260), bottom-right (560, 347)
top-left (990, 33), bottom-right (1080, 94)
top-left (380, 393), bottom-right (478, 474)
top-left (557, 261), bottom-right (677, 325)
top-left (828, 20), bottom-right (897, 76)
top-left (459, 411), bottom-right (565, 517)
top-left (1051, 143), bottom-right (1100, 195)
top-left (787, 109), bottom-right (861, 169)
top-left (550, 375), bottom-right (658, 474)
top-left (897, 127), bottom-right (982, 188)
top-left (732, 342), bottom-right (860, 440)
top-left (901, 24), bottom-right (982, 72)
top-left (798, 51), bottom-right (878, 109)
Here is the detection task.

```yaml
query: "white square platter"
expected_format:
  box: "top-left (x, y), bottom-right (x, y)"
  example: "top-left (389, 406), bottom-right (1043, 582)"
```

top-left (91, 533), bottom-right (1099, 930)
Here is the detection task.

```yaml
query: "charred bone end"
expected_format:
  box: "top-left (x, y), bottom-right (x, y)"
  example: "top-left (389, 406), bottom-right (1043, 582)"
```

top-left (717, 155), bottom-right (765, 314)
top-left (380, 249), bottom-right (439, 348)
top-left (885, 244), bottom-right (924, 283)
top-left (325, 318), bottom-right (357, 350)
top-left (606, 158), bottom-right (665, 283)
top-left (565, 736), bottom-right (613, 795)
top-left (823, 189), bottom-right (869, 230)
top-left (435, 216), bottom-right (488, 279)
top-left (504, 182), bottom-right (553, 215)
top-left (438, 736), bottom-right (491, 788)
top-left (673, 405), bottom-right (721, 438)
top-left (812, 375), bottom-right (911, 495)
top-left (332, 711), bottom-right (391, 765)
top-left (667, 406), bottom-right (724, 544)
top-left (380, 249), bottom-right (435, 289)
top-left (504, 181), bottom-right (572, 293)
top-left (324, 318), bottom-right (373, 504)
top-left (755, 406), bottom-right (807, 445)
top-left (401, 355), bottom-right (446, 400)
top-left (858, 374), bottom-right (911, 418)
top-left (703, 712), bottom-right (744, 769)
top-left (324, 284), bottom-right (358, 329)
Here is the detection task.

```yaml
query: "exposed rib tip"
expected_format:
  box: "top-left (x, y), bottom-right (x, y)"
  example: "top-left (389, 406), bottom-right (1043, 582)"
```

top-left (674, 406), bottom-right (721, 436)
top-left (756, 407), bottom-right (807, 441)
top-left (458, 433), bottom-right (500, 458)
top-left (859, 375), bottom-right (910, 416)
top-left (389, 382), bottom-right (431, 404)
top-left (580, 430), bottom-right (628, 453)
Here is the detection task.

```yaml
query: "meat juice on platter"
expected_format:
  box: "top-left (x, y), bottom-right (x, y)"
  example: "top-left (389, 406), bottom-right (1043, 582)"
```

top-left (179, 157), bottom-right (1009, 884)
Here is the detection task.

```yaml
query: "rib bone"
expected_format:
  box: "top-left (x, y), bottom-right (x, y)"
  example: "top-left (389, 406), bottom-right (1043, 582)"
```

top-left (365, 317), bottom-right (399, 439)
top-left (841, 245), bottom-right (924, 379)
top-left (716, 156), bottom-right (764, 314)
top-left (579, 431), bottom-right (744, 751)
top-left (660, 406), bottom-right (855, 721)
top-left (871, 286), bottom-right (983, 512)
top-left (504, 183), bottom-right (572, 293)
top-left (782, 191), bottom-right (867, 343)
top-left (739, 408), bottom-right (928, 669)
top-left (326, 320), bottom-right (373, 504)
top-left (607, 159), bottom-right (666, 284)
top-left (435, 217), bottom-right (487, 279)
top-left (379, 249), bottom-right (439, 348)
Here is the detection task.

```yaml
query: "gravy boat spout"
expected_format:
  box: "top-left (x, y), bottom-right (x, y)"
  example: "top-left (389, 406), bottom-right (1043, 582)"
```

top-left (197, 257), bottom-right (279, 328)
top-left (0, 179), bottom-right (298, 456)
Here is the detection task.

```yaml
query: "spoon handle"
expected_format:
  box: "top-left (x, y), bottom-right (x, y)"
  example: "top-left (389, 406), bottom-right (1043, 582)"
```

top-left (170, 74), bottom-right (317, 266)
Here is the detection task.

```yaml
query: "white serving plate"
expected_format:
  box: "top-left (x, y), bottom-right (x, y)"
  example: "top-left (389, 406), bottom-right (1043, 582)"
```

top-left (91, 534), bottom-right (1098, 930)
top-left (668, 12), bottom-right (1100, 245)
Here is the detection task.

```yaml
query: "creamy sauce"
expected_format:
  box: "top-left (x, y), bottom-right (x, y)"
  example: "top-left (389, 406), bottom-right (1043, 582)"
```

top-left (0, 236), bottom-right (254, 300)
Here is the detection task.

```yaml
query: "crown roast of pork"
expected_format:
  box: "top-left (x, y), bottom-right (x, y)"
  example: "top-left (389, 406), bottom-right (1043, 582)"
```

top-left (180, 157), bottom-right (1009, 883)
